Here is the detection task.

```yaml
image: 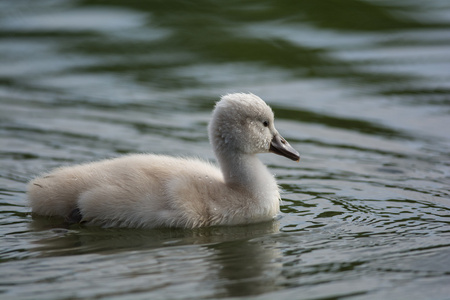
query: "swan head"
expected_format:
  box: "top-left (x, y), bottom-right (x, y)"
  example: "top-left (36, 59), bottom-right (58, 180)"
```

top-left (209, 93), bottom-right (300, 161)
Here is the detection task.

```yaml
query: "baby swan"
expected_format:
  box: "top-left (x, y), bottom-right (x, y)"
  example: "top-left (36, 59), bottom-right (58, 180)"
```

top-left (28, 93), bottom-right (300, 229)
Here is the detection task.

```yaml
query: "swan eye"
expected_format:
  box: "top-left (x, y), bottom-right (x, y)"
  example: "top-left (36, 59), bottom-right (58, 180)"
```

top-left (263, 121), bottom-right (269, 127)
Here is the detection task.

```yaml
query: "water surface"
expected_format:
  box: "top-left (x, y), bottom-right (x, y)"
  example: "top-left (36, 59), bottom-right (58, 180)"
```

top-left (1, 1), bottom-right (450, 299)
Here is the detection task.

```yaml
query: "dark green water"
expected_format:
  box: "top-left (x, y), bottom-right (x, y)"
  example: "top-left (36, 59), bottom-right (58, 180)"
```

top-left (1, 1), bottom-right (450, 299)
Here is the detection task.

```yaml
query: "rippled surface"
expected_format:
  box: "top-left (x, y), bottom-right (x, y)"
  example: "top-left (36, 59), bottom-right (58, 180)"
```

top-left (1, 1), bottom-right (450, 299)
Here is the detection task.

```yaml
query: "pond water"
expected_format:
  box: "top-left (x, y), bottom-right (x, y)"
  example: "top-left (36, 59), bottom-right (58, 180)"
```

top-left (1, 1), bottom-right (450, 299)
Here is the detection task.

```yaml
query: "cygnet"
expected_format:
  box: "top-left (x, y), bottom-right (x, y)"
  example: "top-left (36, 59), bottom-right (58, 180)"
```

top-left (27, 93), bottom-right (300, 228)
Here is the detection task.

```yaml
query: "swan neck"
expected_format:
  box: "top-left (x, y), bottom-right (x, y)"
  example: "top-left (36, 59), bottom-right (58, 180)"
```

top-left (217, 151), bottom-right (267, 187)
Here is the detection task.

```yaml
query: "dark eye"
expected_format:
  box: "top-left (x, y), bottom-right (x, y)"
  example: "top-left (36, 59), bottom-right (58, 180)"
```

top-left (263, 121), bottom-right (269, 127)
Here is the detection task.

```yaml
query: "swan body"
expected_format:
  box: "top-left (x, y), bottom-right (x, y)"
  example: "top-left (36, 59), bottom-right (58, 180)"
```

top-left (27, 93), bottom-right (300, 228)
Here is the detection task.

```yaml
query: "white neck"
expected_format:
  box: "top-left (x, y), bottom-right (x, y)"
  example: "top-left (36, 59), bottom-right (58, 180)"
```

top-left (217, 151), bottom-right (278, 197)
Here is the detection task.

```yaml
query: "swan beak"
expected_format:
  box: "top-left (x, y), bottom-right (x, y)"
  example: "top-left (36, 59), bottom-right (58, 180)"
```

top-left (269, 134), bottom-right (300, 162)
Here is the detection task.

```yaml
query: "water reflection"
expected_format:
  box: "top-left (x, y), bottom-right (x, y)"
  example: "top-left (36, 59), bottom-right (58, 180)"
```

top-left (208, 238), bottom-right (282, 297)
top-left (29, 218), bottom-right (280, 256)
top-left (24, 220), bottom-right (283, 297)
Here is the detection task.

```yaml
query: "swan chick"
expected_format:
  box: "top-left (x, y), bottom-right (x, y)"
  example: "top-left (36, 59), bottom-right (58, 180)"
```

top-left (27, 93), bottom-right (300, 229)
